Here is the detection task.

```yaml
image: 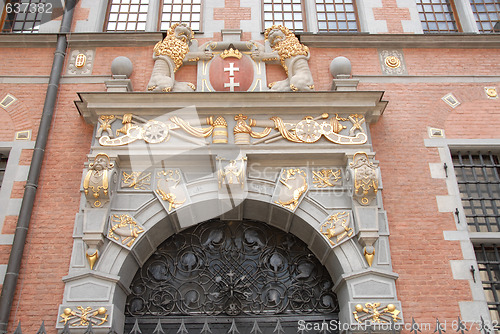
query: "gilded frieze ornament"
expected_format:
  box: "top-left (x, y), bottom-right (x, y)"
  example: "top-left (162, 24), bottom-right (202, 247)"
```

top-left (353, 303), bottom-right (401, 323)
top-left (96, 115), bottom-right (116, 138)
top-left (155, 169), bottom-right (187, 212)
top-left (97, 114), bottom-right (226, 146)
top-left (250, 113), bottom-right (366, 145)
top-left (312, 169), bottom-right (342, 188)
top-left (59, 306), bottom-right (108, 327)
top-left (349, 152), bottom-right (379, 205)
top-left (217, 156), bottom-right (247, 189)
top-left (122, 171), bottom-right (152, 190)
top-left (320, 211), bottom-right (353, 246)
top-left (233, 114), bottom-right (272, 145)
top-left (275, 168), bottom-right (308, 211)
top-left (83, 153), bottom-right (115, 208)
top-left (108, 214), bottom-right (144, 248)
top-left (485, 87), bottom-right (498, 99)
top-left (252, 25), bottom-right (314, 91)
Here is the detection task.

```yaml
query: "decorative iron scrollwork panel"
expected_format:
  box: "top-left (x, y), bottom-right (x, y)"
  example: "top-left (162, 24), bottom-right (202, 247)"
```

top-left (125, 220), bottom-right (339, 317)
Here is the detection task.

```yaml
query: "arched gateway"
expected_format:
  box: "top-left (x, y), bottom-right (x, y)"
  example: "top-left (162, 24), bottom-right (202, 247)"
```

top-left (60, 91), bottom-right (402, 333)
top-left (124, 219), bottom-right (339, 333)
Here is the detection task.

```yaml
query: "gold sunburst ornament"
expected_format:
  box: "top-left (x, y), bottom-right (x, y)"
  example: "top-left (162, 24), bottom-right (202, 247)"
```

top-left (384, 56), bottom-right (401, 69)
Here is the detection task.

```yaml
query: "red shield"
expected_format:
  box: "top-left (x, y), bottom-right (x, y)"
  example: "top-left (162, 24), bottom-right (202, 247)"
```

top-left (209, 55), bottom-right (254, 92)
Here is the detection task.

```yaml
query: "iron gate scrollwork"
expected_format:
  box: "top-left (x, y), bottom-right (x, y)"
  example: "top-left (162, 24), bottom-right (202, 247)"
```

top-left (125, 219), bottom-right (339, 323)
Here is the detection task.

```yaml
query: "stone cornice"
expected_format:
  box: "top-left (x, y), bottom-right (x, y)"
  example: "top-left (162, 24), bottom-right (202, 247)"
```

top-left (299, 33), bottom-right (500, 49)
top-left (2, 32), bottom-right (499, 49)
top-left (75, 91), bottom-right (387, 124)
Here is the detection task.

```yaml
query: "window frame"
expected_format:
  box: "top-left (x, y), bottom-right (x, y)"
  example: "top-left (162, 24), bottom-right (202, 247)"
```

top-left (261, 0), bottom-right (308, 33)
top-left (468, 0), bottom-right (500, 33)
top-left (103, 0), bottom-right (151, 33)
top-left (416, 0), bottom-right (463, 33)
top-left (0, 0), bottom-right (46, 33)
top-left (315, 0), bottom-right (360, 33)
top-left (157, 0), bottom-right (203, 33)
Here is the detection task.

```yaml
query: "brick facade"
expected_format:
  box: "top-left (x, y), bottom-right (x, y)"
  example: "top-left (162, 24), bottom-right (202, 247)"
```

top-left (0, 1), bottom-right (498, 333)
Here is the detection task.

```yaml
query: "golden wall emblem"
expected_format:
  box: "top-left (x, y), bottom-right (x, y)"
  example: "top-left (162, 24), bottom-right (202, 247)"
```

top-left (108, 214), bottom-right (144, 248)
top-left (217, 156), bottom-right (247, 190)
top-left (122, 171), bottom-right (152, 190)
top-left (353, 303), bottom-right (401, 324)
top-left (83, 153), bottom-right (114, 208)
top-left (275, 168), bottom-right (308, 211)
top-left (312, 169), bottom-right (342, 188)
top-left (320, 211), bottom-right (353, 246)
top-left (155, 169), bottom-right (187, 212)
top-left (59, 306), bottom-right (108, 327)
top-left (350, 152), bottom-right (379, 205)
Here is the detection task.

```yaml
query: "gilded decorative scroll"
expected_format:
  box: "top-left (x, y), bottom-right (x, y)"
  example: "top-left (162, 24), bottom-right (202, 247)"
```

top-left (217, 156), bottom-right (247, 189)
top-left (274, 168), bottom-right (308, 211)
top-left (97, 114), bottom-right (226, 146)
top-left (108, 214), bottom-right (144, 248)
top-left (350, 152), bottom-right (379, 205)
top-left (353, 303), bottom-right (401, 323)
top-left (320, 211), bottom-right (353, 246)
top-left (83, 153), bottom-right (114, 208)
top-left (312, 169), bottom-right (342, 188)
top-left (121, 171), bottom-right (151, 190)
top-left (247, 113), bottom-right (366, 145)
top-left (155, 169), bottom-right (187, 212)
top-left (59, 306), bottom-right (109, 327)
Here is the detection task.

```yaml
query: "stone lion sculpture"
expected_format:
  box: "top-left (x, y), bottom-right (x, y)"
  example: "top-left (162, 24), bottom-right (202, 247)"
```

top-left (252, 25), bottom-right (314, 92)
top-left (147, 23), bottom-right (212, 92)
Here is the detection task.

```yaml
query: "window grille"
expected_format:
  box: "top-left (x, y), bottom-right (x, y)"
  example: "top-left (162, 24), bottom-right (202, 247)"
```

top-left (1, 0), bottom-right (45, 33)
top-left (416, 0), bottom-right (459, 32)
top-left (105, 0), bottom-right (149, 32)
top-left (315, 0), bottom-right (358, 32)
top-left (160, 0), bottom-right (201, 32)
top-left (263, 0), bottom-right (305, 32)
top-left (0, 153), bottom-right (8, 188)
top-left (469, 0), bottom-right (500, 33)
top-left (452, 151), bottom-right (500, 232)
top-left (125, 219), bottom-right (339, 332)
top-left (475, 244), bottom-right (500, 326)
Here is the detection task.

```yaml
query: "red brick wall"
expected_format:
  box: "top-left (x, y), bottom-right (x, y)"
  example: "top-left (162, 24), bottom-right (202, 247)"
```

top-left (1, 38), bottom-right (499, 334)
top-left (4, 84), bottom-right (95, 332)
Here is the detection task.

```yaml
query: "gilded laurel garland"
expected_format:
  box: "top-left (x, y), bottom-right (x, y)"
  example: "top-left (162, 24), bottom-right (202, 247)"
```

top-left (125, 220), bottom-right (339, 317)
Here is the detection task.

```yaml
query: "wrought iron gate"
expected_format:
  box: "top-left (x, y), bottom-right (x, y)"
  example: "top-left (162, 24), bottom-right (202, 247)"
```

top-left (125, 219), bottom-right (339, 333)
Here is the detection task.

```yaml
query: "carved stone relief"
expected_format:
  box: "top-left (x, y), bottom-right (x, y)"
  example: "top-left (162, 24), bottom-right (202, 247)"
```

top-left (83, 153), bottom-right (116, 208)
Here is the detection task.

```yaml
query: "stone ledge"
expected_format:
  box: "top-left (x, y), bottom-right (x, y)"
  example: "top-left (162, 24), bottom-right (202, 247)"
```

top-left (299, 33), bottom-right (500, 49)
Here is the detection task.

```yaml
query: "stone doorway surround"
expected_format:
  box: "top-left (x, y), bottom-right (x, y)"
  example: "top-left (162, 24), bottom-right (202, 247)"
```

top-left (58, 91), bottom-right (401, 333)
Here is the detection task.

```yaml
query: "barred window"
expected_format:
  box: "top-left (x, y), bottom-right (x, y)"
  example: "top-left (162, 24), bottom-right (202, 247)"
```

top-left (316, 0), bottom-right (358, 32)
top-left (452, 152), bottom-right (500, 232)
top-left (1, 0), bottom-right (45, 33)
top-left (469, 0), bottom-right (500, 33)
top-left (160, 0), bottom-right (201, 31)
top-left (105, 0), bottom-right (149, 32)
top-left (0, 153), bottom-right (8, 188)
top-left (475, 245), bottom-right (500, 326)
top-left (263, 0), bottom-right (305, 32)
top-left (416, 0), bottom-right (459, 32)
